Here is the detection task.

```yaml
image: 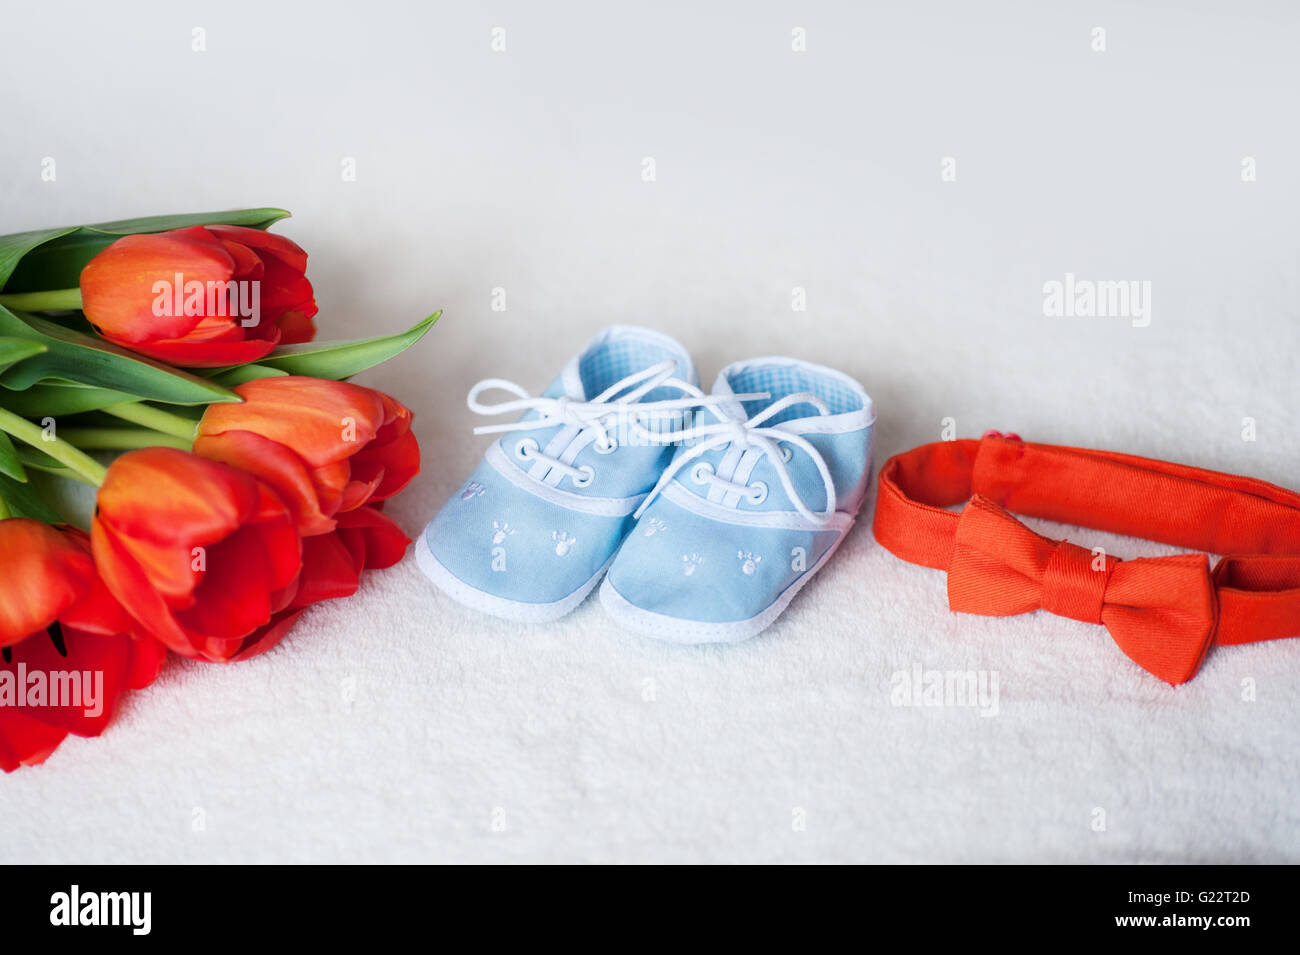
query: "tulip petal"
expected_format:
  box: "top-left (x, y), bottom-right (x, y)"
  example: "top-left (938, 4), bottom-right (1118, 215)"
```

top-left (338, 472), bottom-right (385, 514)
top-left (81, 226), bottom-right (235, 343)
top-left (377, 394), bottom-right (414, 441)
top-left (169, 489), bottom-right (300, 645)
top-left (352, 427), bottom-right (421, 503)
top-left (224, 609), bottom-right (306, 664)
top-left (336, 506), bottom-right (412, 569)
top-left (193, 429), bottom-right (337, 537)
top-left (218, 238), bottom-right (265, 279)
top-left (276, 309), bottom-right (317, 344)
top-left (250, 484), bottom-right (307, 594)
top-left (291, 531), bottom-right (363, 606)
top-left (1, 625), bottom-right (135, 737)
top-left (60, 571), bottom-right (135, 638)
top-left (126, 635), bottom-right (167, 690)
top-left (200, 377), bottom-right (386, 468)
top-left (118, 335), bottom-right (277, 368)
top-left (91, 516), bottom-right (193, 654)
top-left (0, 709), bottom-right (69, 773)
top-left (172, 527), bottom-right (279, 641)
top-left (251, 250), bottom-right (317, 321)
top-left (310, 459), bottom-right (352, 518)
top-left (96, 448), bottom-right (255, 549)
top-left (206, 224), bottom-right (309, 274)
top-left (0, 519), bottom-right (94, 647)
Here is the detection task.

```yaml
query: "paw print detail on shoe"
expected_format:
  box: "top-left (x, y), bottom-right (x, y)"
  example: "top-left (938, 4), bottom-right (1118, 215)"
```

top-left (643, 517), bottom-right (667, 537)
top-left (551, 531), bottom-right (577, 556)
top-left (601, 356), bottom-right (875, 643)
top-left (491, 521), bottom-right (515, 545)
top-left (460, 481), bottom-right (486, 501)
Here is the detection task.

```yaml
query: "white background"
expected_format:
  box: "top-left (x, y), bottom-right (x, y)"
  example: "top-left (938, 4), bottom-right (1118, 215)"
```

top-left (2, 0), bottom-right (1297, 862)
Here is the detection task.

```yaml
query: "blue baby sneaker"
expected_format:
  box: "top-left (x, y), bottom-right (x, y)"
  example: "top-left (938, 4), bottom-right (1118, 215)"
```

top-left (599, 358), bottom-right (875, 643)
top-left (416, 325), bottom-right (704, 622)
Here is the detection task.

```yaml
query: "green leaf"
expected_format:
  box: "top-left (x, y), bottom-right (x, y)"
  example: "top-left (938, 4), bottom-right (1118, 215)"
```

top-left (0, 227), bottom-right (78, 292)
top-left (250, 312), bottom-right (440, 379)
top-left (0, 337), bottom-right (47, 374)
top-left (0, 208), bottom-right (290, 292)
top-left (0, 430), bottom-right (24, 482)
top-left (0, 383), bottom-right (140, 417)
top-left (14, 443), bottom-right (64, 471)
top-left (0, 472), bottom-right (65, 523)
top-left (84, 208), bottom-right (289, 234)
top-left (0, 305), bottom-right (239, 406)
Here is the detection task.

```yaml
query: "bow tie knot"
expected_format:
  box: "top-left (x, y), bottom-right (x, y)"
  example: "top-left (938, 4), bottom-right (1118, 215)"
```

top-left (1040, 539), bottom-right (1116, 624)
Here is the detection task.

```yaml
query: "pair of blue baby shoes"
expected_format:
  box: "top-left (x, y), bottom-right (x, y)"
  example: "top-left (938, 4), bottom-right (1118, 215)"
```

top-left (415, 325), bottom-right (875, 643)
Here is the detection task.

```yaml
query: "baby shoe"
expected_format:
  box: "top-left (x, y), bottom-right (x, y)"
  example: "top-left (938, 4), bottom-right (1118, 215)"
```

top-left (599, 358), bottom-right (874, 642)
top-left (416, 325), bottom-right (709, 622)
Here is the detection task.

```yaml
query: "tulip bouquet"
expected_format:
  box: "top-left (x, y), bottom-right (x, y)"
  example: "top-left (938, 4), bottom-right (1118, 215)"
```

top-left (0, 208), bottom-right (434, 771)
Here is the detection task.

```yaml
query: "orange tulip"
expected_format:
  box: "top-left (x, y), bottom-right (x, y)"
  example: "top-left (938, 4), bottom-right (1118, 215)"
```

top-left (0, 519), bottom-right (165, 772)
top-left (80, 224), bottom-right (317, 367)
top-left (194, 377), bottom-right (419, 537)
top-left (90, 448), bottom-right (302, 663)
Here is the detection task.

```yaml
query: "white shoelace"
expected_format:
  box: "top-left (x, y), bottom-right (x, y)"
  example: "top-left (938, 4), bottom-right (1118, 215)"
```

top-left (632, 392), bottom-right (838, 526)
top-left (467, 360), bottom-right (764, 489)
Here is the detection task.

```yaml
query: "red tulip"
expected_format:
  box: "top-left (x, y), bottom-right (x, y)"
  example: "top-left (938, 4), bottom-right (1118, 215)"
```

top-left (90, 447), bottom-right (302, 663)
top-left (0, 519), bottom-right (165, 772)
top-left (80, 224), bottom-right (317, 367)
top-left (222, 506), bottom-right (412, 662)
top-left (194, 377), bottom-right (419, 537)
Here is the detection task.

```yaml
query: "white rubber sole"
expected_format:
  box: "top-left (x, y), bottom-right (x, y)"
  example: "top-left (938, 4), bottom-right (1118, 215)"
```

top-left (598, 520), bottom-right (852, 644)
top-left (414, 531), bottom-right (610, 624)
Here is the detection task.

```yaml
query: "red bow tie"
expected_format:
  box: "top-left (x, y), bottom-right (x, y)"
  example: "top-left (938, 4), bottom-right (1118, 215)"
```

top-left (873, 433), bottom-right (1300, 684)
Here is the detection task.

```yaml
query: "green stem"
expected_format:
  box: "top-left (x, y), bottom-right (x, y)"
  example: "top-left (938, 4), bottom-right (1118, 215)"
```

top-left (57, 427), bottom-right (192, 451)
top-left (0, 288), bottom-right (83, 311)
top-left (0, 493), bottom-right (10, 520)
top-left (0, 407), bottom-right (108, 486)
top-left (102, 402), bottom-right (198, 443)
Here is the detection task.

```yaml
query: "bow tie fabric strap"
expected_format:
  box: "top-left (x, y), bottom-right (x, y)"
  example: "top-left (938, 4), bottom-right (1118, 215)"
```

top-left (873, 433), bottom-right (1300, 684)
